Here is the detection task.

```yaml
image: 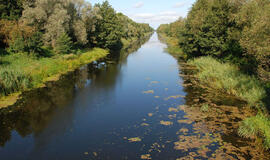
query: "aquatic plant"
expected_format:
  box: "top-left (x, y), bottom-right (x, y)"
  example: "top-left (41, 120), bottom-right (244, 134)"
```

top-left (200, 104), bottom-right (209, 112)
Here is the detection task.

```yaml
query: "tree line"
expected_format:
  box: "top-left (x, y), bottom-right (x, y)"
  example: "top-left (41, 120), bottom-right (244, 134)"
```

top-left (158, 0), bottom-right (270, 82)
top-left (0, 0), bottom-right (153, 55)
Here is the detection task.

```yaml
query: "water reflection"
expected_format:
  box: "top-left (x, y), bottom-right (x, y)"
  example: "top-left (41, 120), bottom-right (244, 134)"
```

top-left (0, 34), bottom-right (152, 149)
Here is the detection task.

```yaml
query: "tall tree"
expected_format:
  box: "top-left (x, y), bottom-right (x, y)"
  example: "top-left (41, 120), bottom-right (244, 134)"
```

top-left (94, 1), bottom-right (123, 50)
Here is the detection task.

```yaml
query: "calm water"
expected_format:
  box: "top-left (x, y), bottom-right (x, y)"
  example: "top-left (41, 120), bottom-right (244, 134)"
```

top-left (0, 33), bottom-right (268, 160)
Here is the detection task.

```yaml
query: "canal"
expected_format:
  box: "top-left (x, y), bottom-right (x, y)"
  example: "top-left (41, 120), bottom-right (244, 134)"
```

top-left (0, 33), bottom-right (268, 160)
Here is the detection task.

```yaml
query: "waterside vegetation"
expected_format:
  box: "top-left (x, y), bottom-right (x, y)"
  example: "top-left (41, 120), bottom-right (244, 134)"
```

top-left (158, 0), bottom-right (270, 149)
top-left (0, 0), bottom-right (153, 107)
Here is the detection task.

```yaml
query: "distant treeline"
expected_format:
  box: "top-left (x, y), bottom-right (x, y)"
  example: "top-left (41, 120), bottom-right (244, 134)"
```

top-left (0, 0), bottom-right (153, 55)
top-left (158, 0), bottom-right (270, 82)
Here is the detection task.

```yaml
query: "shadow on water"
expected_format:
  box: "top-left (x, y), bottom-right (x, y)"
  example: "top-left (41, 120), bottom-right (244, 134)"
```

top-left (0, 35), bottom-right (152, 148)
top-left (1, 33), bottom-right (269, 160)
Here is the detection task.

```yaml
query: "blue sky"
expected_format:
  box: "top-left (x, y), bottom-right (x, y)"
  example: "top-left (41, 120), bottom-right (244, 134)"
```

top-left (88, 0), bottom-right (196, 29)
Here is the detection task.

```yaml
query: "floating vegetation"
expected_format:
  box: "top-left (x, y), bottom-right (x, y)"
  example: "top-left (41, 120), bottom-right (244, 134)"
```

top-left (200, 104), bottom-right (209, 112)
top-left (177, 128), bottom-right (189, 135)
top-left (150, 81), bottom-right (159, 84)
top-left (148, 113), bottom-right (153, 117)
top-left (164, 95), bottom-right (185, 100)
top-left (177, 119), bottom-right (193, 124)
top-left (143, 90), bottom-right (154, 94)
top-left (168, 105), bottom-right (186, 112)
top-left (168, 107), bottom-right (179, 112)
top-left (84, 152), bottom-right (89, 155)
top-left (174, 134), bottom-right (212, 151)
top-left (128, 137), bottom-right (142, 142)
top-left (141, 154), bottom-right (151, 159)
top-left (93, 152), bottom-right (98, 157)
top-left (160, 120), bottom-right (173, 126)
top-left (164, 88), bottom-right (169, 91)
top-left (154, 96), bottom-right (160, 98)
top-left (168, 114), bottom-right (177, 119)
top-left (141, 123), bottom-right (150, 126)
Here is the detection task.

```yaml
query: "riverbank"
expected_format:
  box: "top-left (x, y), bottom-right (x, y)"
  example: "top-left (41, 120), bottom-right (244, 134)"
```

top-left (158, 33), bottom-right (270, 150)
top-left (0, 33), bottom-right (154, 109)
top-left (157, 33), bottom-right (186, 59)
top-left (0, 48), bottom-right (109, 108)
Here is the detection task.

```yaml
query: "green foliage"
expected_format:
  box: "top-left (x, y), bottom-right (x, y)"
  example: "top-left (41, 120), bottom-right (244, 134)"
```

top-left (0, 0), bottom-right (24, 20)
top-left (8, 36), bottom-right (26, 53)
top-left (94, 1), bottom-right (123, 50)
top-left (7, 31), bottom-right (44, 54)
top-left (239, 114), bottom-right (270, 149)
top-left (54, 33), bottom-right (73, 54)
top-left (26, 32), bottom-right (43, 55)
top-left (236, 0), bottom-right (270, 81)
top-left (0, 68), bottom-right (32, 96)
top-left (189, 56), bottom-right (266, 107)
top-left (0, 48), bottom-right (108, 97)
top-left (118, 13), bottom-right (153, 41)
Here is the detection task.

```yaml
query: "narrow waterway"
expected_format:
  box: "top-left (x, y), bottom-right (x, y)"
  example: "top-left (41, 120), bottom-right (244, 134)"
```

top-left (0, 33), bottom-right (268, 160)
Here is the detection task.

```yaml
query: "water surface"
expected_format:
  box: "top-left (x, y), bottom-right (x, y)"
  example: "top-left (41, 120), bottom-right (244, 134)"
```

top-left (0, 33), bottom-right (268, 160)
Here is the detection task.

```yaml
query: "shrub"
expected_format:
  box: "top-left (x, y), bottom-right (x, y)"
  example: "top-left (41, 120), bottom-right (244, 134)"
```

top-left (26, 31), bottom-right (43, 55)
top-left (8, 36), bottom-right (26, 53)
top-left (54, 33), bottom-right (73, 54)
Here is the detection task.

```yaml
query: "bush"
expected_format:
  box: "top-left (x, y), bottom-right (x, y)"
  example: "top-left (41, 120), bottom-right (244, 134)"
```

top-left (54, 33), bottom-right (73, 54)
top-left (8, 36), bottom-right (26, 53)
top-left (26, 32), bottom-right (43, 55)
top-left (0, 68), bottom-right (32, 96)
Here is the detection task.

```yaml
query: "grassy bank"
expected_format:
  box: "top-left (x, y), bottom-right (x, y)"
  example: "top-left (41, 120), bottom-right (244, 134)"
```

top-left (158, 30), bottom-right (270, 149)
top-left (157, 33), bottom-right (186, 59)
top-left (188, 56), bottom-right (270, 149)
top-left (0, 48), bottom-right (108, 108)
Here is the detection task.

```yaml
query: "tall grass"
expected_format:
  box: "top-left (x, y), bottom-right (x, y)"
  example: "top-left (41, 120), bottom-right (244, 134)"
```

top-left (188, 56), bottom-right (266, 107)
top-left (0, 48), bottom-right (108, 97)
top-left (0, 68), bottom-right (32, 96)
top-left (238, 114), bottom-right (270, 149)
top-left (188, 56), bottom-right (270, 149)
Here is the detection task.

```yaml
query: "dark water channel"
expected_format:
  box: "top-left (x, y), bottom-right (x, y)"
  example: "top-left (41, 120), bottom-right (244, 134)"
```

top-left (0, 33), bottom-right (269, 160)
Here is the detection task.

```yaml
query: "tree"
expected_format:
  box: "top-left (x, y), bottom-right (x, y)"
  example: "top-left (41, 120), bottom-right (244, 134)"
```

top-left (0, 0), bottom-right (24, 20)
top-left (21, 0), bottom-right (88, 48)
top-left (236, 0), bottom-right (270, 80)
top-left (94, 1), bottom-right (123, 50)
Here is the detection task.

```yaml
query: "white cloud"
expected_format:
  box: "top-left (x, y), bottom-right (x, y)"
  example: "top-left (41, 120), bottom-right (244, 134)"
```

top-left (173, 1), bottom-right (189, 8)
top-left (131, 11), bottom-right (180, 23)
top-left (133, 2), bottom-right (144, 8)
top-left (128, 11), bottom-right (185, 28)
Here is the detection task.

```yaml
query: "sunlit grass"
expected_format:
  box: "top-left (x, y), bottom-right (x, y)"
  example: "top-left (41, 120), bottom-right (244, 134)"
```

top-left (0, 48), bottom-right (108, 97)
top-left (188, 56), bottom-right (270, 149)
top-left (188, 56), bottom-right (265, 107)
top-left (238, 114), bottom-right (270, 149)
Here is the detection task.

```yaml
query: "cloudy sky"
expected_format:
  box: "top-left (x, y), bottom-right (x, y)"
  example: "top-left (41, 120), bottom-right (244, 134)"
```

top-left (88, 0), bottom-right (196, 29)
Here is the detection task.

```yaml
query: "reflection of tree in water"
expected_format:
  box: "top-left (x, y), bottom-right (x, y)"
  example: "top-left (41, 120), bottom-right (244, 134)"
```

top-left (0, 73), bottom-right (76, 147)
top-left (0, 34), bottom-right (152, 147)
